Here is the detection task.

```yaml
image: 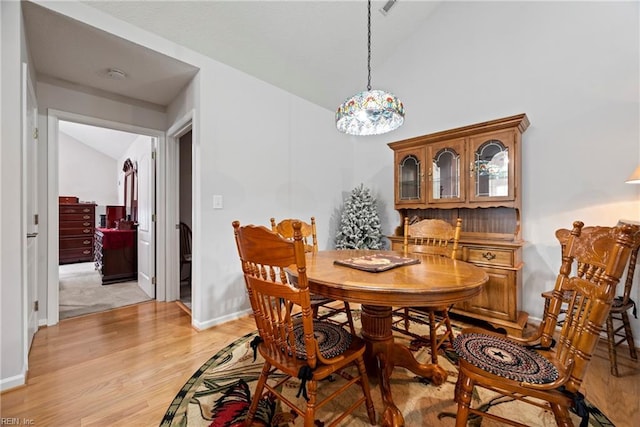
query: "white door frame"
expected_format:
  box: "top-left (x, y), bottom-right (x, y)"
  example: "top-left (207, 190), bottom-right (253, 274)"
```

top-left (46, 109), bottom-right (167, 325)
top-left (22, 62), bottom-right (39, 364)
top-left (165, 110), bottom-right (195, 305)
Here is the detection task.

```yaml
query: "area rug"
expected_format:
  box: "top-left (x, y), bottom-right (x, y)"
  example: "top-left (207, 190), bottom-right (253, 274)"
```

top-left (160, 311), bottom-right (613, 426)
top-left (59, 262), bottom-right (152, 319)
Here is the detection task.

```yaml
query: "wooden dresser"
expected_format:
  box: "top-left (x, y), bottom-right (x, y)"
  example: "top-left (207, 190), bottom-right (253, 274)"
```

top-left (94, 227), bottom-right (137, 284)
top-left (388, 114), bottom-right (530, 337)
top-left (59, 199), bottom-right (96, 264)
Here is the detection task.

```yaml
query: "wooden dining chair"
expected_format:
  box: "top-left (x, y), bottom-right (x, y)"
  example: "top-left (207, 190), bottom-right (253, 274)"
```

top-left (270, 217), bottom-right (356, 335)
top-left (391, 216), bottom-right (462, 363)
top-left (541, 223), bottom-right (640, 376)
top-left (453, 221), bottom-right (639, 427)
top-left (232, 221), bottom-right (376, 427)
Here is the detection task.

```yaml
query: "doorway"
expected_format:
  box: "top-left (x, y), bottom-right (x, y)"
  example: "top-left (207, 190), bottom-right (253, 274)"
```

top-left (47, 110), bottom-right (162, 325)
top-left (57, 120), bottom-right (153, 319)
top-left (178, 130), bottom-right (193, 310)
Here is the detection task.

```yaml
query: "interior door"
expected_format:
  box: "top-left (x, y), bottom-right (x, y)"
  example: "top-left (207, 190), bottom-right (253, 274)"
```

top-left (136, 138), bottom-right (156, 298)
top-left (23, 63), bottom-right (39, 350)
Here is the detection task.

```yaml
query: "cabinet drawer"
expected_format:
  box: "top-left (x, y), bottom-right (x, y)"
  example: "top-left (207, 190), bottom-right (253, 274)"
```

top-left (60, 237), bottom-right (93, 250)
top-left (465, 247), bottom-right (514, 267)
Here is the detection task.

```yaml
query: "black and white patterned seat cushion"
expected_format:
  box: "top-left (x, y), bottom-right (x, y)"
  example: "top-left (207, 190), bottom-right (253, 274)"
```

top-left (453, 332), bottom-right (559, 384)
top-left (291, 320), bottom-right (352, 360)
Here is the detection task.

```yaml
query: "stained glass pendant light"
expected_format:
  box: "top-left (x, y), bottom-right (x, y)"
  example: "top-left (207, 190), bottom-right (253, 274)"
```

top-left (336, 0), bottom-right (405, 136)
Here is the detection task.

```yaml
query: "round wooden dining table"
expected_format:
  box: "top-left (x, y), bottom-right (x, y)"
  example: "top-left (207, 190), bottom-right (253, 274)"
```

top-left (295, 250), bottom-right (489, 427)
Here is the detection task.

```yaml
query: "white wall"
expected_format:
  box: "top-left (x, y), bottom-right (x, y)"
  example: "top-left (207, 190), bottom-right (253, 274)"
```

top-left (354, 1), bottom-right (640, 336)
top-left (167, 58), bottom-right (354, 329)
top-left (1, 0), bottom-right (28, 391)
top-left (59, 131), bottom-right (120, 207)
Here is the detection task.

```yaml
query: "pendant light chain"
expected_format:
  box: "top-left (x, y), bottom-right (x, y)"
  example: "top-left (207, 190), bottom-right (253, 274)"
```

top-left (367, 0), bottom-right (372, 91)
top-left (335, 0), bottom-right (404, 135)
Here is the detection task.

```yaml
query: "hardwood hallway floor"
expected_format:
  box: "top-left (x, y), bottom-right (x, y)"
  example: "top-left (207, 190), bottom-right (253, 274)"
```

top-left (1, 301), bottom-right (637, 426)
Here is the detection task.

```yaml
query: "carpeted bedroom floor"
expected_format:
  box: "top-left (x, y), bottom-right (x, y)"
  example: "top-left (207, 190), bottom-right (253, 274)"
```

top-left (59, 262), bottom-right (152, 319)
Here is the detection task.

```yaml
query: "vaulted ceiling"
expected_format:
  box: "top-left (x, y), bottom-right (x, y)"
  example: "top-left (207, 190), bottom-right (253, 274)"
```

top-left (24, 1), bottom-right (442, 111)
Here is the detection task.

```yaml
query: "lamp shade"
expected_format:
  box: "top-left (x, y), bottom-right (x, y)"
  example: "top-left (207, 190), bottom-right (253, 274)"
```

top-left (626, 165), bottom-right (640, 184)
top-left (335, 89), bottom-right (405, 136)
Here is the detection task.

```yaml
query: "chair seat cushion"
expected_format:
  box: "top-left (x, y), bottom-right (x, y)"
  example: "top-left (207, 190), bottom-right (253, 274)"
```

top-left (292, 320), bottom-right (353, 360)
top-left (453, 333), bottom-right (559, 384)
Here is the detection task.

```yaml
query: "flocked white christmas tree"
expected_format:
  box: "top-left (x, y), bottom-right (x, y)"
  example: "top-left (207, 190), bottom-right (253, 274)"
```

top-left (335, 184), bottom-right (384, 249)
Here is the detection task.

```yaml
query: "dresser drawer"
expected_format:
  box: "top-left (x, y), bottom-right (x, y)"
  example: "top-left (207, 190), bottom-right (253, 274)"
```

top-left (60, 205), bottom-right (95, 215)
top-left (60, 213), bottom-right (94, 222)
top-left (60, 227), bottom-right (94, 236)
top-left (60, 247), bottom-right (93, 263)
top-left (60, 219), bottom-right (93, 229)
top-left (465, 247), bottom-right (515, 268)
top-left (60, 236), bottom-right (93, 250)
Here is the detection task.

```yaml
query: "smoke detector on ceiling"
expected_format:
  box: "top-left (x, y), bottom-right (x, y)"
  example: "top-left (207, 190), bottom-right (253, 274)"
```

top-left (105, 68), bottom-right (127, 80)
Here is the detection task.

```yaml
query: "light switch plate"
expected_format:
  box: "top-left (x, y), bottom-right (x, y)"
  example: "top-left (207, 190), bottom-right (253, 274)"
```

top-left (213, 195), bottom-right (223, 209)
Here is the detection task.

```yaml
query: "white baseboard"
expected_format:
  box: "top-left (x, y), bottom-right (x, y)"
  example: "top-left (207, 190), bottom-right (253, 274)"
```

top-left (0, 372), bottom-right (26, 392)
top-left (193, 308), bottom-right (253, 331)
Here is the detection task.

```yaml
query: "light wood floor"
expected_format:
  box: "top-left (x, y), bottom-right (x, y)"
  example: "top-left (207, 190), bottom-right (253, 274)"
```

top-left (1, 301), bottom-right (638, 426)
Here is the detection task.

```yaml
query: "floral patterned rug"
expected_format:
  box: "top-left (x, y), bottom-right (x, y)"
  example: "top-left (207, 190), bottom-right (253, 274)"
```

top-left (160, 311), bottom-right (612, 427)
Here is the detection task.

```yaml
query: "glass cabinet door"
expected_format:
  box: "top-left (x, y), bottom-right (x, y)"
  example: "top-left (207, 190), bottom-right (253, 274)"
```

top-left (469, 130), bottom-right (515, 202)
top-left (395, 147), bottom-right (426, 205)
top-left (427, 139), bottom-right (465, 204)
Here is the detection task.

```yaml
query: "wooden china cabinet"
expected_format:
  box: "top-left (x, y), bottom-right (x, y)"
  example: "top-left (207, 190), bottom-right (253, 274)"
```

top-left (388, 114), bottom-right (530, 336)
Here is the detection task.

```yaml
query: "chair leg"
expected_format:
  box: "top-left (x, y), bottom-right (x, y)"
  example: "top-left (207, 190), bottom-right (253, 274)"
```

top-left (343, 301), bottom-right (357, 336)
top-left (245, 362), bottom-right (271, 426)
top-left (549, 403), bottom-right (573, 427)
top-left (606, 315), bottom-right (620, 376)
top-left (355, 356), bottom-right (377, 424)
top-left (454, 370), bottom-right (474, 427)
top-left (428, 310), bottom-right (439, 364)
top-left (403, 307), bottom-right (410, 331)
top-left (621, 311), bottom-right (638, 360)
top-left (303, 380), bottom-right (318, 427)
top-left (443, 309), bottom-right (455, 346)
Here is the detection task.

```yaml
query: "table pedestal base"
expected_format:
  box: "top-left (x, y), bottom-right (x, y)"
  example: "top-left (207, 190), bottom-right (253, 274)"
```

top-left (360, 304), bottom-right (448, 427)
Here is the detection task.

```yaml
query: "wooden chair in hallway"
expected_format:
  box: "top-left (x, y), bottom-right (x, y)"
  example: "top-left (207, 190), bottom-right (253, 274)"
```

top-left (232, 220), bottom-right (376, 427)
top-left (270, 217), bottom-right (356, 335)
top-left (541, 221), bottom-right (640, 376)
top-left (391, 216), bottom-right (462, 363)
top-left (453, 221), bottom-right (640, 427)
top-left (179, 222), bottom-right (192, 286)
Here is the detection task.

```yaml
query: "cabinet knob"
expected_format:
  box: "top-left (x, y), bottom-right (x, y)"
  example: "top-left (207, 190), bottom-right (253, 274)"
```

top-left (83, 215), bottom-right (90, 219)
top-left (82, 250), bottom-right (90, 255)
top-left (83, 240), bottom-right (90, 245)
top-left (482, 251), bottom-right (496, 261)
top-left (83, 229), bottom-right (90, 233)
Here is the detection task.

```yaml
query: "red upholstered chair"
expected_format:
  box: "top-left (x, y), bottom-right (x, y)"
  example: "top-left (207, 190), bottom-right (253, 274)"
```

top-left (232, 220), bottom-right (376, 427)
top-left (453, 221), bottom-right (639, 427)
